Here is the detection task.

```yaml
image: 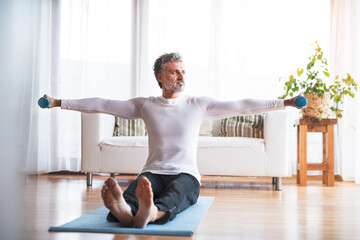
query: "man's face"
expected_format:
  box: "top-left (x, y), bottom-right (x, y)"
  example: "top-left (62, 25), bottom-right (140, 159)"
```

top-left (157, 61), bottom-right (185, 93)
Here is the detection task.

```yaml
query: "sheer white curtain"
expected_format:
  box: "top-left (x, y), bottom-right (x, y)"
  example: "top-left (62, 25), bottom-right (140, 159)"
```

top-left (25, 0), bottom-right (359, 183)
top-left (23, 0), bottom-right (133, 173)
top-left (330, 0), bottom-right (360, 183)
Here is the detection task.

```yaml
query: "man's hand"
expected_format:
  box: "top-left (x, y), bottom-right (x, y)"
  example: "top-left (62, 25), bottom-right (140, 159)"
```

top-left (284, 95), bottom-right (306, 109)
top-left (43, 94), bottom-right (61, 108)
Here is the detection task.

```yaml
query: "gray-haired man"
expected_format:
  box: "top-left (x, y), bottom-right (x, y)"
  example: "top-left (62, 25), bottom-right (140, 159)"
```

top-left (44, 52), bottom-right (300, 228)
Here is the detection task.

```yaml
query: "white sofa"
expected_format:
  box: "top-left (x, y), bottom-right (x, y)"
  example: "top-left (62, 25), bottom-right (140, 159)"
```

top-left (81, 110), bottom-right (290, 190)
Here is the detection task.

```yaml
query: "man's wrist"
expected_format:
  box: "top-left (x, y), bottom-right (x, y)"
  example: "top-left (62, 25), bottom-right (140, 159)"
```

top-left (284, 99), bottom-right (294, 107)
top-left (56, 99), bottom-right (62, 107)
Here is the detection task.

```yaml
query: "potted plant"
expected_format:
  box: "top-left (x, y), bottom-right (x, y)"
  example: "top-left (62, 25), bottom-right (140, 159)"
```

top-left (279, 41), bottom-right (357, 120)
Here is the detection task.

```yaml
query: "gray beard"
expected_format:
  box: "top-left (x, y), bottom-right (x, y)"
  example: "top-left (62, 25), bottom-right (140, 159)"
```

top-left (171, 85), bottom-right (184, 93)
top-left (166, 80), bottom-right (185, 93)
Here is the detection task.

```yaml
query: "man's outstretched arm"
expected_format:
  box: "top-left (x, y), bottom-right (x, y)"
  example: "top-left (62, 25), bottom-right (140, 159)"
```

top-left (198, 95), bottom-right (305, 119)
top-left (41, 94), bottom-right (143, 119)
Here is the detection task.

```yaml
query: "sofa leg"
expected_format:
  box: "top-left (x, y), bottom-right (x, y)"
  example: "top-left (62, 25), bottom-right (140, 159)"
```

top-left (272, 177), bottom-right (276, 185)
top-left (274, 177), bottom-right (282, 191)
top-left (86, 173), bottom-right (93, 186)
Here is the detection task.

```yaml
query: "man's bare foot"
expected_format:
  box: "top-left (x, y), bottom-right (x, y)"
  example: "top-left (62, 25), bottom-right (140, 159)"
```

top-left (133, 177), bottom-right (165, 228)
top-left (101, 178), bottom-right (134, 227)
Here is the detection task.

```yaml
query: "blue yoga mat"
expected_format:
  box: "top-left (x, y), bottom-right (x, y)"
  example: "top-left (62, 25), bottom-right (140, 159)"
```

top-left (49, 196), bottom-right (214, 236)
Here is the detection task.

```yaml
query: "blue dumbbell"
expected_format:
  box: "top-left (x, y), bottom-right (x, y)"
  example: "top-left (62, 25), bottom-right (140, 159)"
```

top-left (38, 97), bottom-right (50, 108)
top-left (294, 96), bottom-right (307, 108)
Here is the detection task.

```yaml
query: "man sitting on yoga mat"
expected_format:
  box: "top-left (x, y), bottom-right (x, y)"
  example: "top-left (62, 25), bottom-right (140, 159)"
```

top-left (44, 52), bottom-right (301, 228)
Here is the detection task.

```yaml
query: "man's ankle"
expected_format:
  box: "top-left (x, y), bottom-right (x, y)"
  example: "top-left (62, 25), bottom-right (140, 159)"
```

top-left (155, 209), bottom-right (166, 221)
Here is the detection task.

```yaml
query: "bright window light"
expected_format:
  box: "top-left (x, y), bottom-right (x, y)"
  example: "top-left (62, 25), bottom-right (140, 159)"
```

top-left (60, 0), bottom-right (131, 64)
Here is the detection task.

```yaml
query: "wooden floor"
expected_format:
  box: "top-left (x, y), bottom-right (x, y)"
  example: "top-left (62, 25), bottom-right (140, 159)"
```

top-left (24, 174), bottom-right (360, 240)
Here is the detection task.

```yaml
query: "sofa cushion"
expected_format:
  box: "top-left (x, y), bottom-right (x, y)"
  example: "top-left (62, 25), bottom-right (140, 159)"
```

top-left (198, 136), bottom-right (264, 152)
top-left (220, 115), bottom-right (264, 138)
top-left (113, 118), bottom-right (147, 136)
top-left (100, 136), bottom-right (264, 152)
top-left (100, 136), bottom-right (148, 149)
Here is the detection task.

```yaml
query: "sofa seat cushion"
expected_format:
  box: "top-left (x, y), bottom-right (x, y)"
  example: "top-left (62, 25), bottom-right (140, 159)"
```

top-left (100, 136), bottom-right (148, 150)
top-left (198, 137), bottom-right (264, 152)
top-left (100, 136), bottom-right (264, 152)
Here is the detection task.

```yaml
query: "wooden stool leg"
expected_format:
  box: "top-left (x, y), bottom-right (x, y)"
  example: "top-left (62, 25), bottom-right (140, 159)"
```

top-left (299, 125), bottom-right (307, 186)
top-left (322, 132), bottom-right (328, 185)
top-left (297, 126), bottom-right (300, 184)
top-left (327, 125), bottom-right (335, 186)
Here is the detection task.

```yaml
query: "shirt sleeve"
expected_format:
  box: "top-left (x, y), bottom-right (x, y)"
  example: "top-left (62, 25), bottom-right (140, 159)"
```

top-left (195, 96), bottom-right (285, 119)
top-left (61, 97), bottom-right (146, 119)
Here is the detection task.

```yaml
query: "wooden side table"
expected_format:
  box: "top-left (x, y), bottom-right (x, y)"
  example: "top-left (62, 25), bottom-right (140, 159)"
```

top-left (297, 118), bottom-right (337, 186)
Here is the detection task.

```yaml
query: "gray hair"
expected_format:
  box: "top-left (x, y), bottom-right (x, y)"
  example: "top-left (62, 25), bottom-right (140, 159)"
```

top-left (153, 52), bottom-right (183, 89)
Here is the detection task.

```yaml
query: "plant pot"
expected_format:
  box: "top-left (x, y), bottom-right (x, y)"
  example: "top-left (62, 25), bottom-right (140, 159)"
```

top-left (302, 93), bottom-right (330, 119)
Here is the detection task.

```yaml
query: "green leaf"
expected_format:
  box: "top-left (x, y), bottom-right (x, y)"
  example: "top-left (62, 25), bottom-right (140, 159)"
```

top-left (323, 71), bottom-right (330, 77)
top-left (285, 75), bottom-right (296, 86)
top-left (307, 61), bottom-right (314, 70)
top-left (317, 51), bottom-right (323, 60)
top-left (297, 68), bottom-right (304, 77)
top-left (334, 95), bottom-right (341, 102)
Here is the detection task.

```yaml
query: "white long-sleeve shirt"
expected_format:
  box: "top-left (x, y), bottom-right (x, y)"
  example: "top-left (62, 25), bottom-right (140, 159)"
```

top-left (62, 95), bottom-right (284, 183)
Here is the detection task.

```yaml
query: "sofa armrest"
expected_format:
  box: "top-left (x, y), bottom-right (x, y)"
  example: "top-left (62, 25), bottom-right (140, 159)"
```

top-left (264, 110), bottom-right (291, 176)
top-left (81, 113), bottom-right (115, 172)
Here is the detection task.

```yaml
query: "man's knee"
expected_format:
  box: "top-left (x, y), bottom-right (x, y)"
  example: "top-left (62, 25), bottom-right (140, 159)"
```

top-left (172, 173), bottom-right (200, 192)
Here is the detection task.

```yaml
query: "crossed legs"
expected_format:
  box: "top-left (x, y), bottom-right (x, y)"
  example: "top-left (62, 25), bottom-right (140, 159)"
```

top-left (101, 176), bottom-right (165, 228)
